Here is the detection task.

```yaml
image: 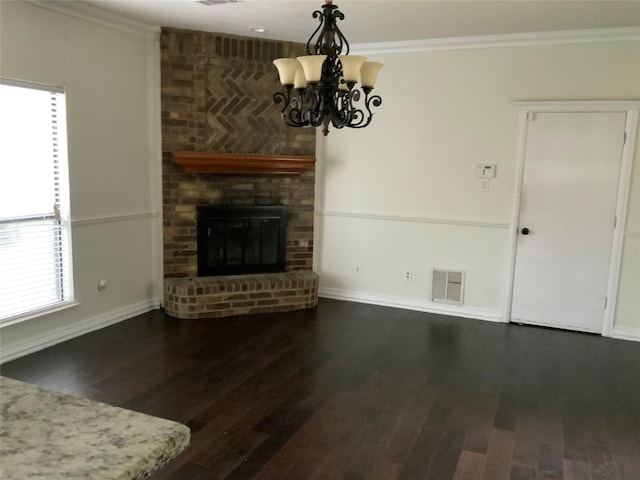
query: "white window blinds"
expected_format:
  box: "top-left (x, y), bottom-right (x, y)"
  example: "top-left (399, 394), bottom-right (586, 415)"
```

top-left (0, 81), bottom-right (74, 324)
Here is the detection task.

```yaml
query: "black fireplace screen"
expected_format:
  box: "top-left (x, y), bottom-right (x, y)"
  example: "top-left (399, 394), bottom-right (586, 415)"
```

top-left (197, 206), bottom-right (287, 276)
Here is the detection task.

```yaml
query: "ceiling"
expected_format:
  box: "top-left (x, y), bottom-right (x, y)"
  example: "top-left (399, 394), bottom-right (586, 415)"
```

top-left (78, 0), bottom-right (640, 44)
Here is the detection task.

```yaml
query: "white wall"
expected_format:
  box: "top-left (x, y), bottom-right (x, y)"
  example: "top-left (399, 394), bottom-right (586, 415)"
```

top-left (0, 1), bottom-right (162, 361)
top-left (315, 37), bottom-right (640, 337)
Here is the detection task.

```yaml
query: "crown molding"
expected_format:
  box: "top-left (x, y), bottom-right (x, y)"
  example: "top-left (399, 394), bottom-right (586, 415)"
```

top-left (27, 1), bottom-right (160, 39)
top-left (352, 27), bottom-right (640, 55)
top-left (22, 3), bottom-right (640, 51)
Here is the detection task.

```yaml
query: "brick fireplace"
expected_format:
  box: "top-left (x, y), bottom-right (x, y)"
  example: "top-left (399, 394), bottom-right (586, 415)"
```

top-left (160, 28), bottom-right (318, 319)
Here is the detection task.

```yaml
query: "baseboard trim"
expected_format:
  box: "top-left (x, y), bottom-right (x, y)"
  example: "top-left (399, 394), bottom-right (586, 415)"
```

top-left (319, 287), bottom-right (502, 323)
top-left (0, 299), bottom-right (161, 364)
top-left (610, 326), bottom-right (640, 342)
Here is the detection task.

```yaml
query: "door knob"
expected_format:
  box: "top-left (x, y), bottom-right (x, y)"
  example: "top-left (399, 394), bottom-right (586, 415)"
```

top-left (521, 227), bottom-right (530, 235)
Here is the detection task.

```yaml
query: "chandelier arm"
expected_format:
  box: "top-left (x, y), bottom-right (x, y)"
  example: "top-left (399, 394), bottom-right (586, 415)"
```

top-left (302, 84), bottom-right (328, 128)
top-left (307, 88), bottom-right (327, 127)
top-left (330, 90), bottom-right (352, 129)
top-left (274, 88), bottom-right (312, 128)
top-left (347, 109), bottom-right (365, 127)
top-left (344, 89), bottom-right (367, 128)
top-left (273, 89), bottom-right (291, 116)
top-left (287, 93), bottom-right (308, 127)
top-left (346, 90), bottom-right (382, 129)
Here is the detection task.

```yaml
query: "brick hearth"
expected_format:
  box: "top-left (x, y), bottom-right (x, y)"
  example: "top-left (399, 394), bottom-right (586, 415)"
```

top-left (164, 271), bottom-right (319, 319)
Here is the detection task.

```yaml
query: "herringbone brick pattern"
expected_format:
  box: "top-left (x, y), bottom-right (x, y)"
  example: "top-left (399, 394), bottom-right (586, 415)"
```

top-left (205, 62), bottom-right (283, 154)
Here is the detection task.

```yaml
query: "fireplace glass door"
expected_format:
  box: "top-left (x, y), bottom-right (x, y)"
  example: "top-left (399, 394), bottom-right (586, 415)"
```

top-left (197, 206), bottom-right (287, 276)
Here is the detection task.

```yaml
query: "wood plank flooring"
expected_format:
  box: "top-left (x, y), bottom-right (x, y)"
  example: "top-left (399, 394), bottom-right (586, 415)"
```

top-left (2, 299), bottom-right (639, 480)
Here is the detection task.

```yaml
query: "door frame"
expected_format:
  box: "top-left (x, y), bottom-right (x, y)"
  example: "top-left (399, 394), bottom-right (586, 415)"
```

top-left (502, 101), bottom-right (639, 336)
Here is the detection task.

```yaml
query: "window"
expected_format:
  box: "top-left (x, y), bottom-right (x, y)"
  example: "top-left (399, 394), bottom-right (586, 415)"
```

top-left (0, 80), bottom-right (74, 324)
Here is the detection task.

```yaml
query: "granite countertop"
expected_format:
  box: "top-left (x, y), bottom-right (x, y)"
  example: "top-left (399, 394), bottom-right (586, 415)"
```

top-left (0, 376), bottom-right (190, 480)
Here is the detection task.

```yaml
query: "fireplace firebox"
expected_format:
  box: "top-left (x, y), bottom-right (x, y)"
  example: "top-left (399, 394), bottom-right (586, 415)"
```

top-left (197, 206), bottom-right (288, 276)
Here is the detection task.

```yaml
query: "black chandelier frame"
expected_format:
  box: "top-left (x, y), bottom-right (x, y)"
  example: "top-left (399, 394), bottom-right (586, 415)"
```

top-left (273, 1), bottom-right (382, 136)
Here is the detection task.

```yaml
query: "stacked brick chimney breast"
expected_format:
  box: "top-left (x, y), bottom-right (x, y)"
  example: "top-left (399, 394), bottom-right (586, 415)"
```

top-left (161, 28), bottom-right (318, 317)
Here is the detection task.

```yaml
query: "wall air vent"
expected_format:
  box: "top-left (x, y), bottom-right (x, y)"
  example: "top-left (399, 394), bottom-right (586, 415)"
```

top-left (431, 269), bottom-right (465, 305)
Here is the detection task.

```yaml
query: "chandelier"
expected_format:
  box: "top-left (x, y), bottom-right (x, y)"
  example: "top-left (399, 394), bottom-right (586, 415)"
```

top-left (272, 0), bottom-right (383, 136)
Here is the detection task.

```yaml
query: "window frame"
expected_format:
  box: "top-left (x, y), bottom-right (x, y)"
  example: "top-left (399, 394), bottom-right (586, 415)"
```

top-left (0, 78), bottom-right (76, 326)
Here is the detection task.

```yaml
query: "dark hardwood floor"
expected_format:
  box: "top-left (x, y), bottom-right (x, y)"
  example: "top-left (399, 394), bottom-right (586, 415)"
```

top-left (2, 299), bottom-right (639, 480)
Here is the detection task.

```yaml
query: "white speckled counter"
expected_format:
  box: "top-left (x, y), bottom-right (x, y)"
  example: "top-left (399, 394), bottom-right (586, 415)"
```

top-left (0, 376), bottom-right (190, 480)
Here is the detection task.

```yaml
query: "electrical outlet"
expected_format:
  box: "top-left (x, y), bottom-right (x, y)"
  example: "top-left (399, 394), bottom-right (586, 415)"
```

top-left (404, 270), bottom-right (412, 281)
top-left (97, 279), bottom-right (108, 292)
top-left (354, 264), bottom-right (362, 276)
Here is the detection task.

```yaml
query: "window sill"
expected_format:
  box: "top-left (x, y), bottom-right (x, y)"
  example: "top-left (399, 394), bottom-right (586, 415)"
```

top-left (0, 301), bottom-right (80, 328)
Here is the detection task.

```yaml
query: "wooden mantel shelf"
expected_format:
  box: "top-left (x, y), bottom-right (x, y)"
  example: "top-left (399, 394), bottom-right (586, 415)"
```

top-left (173, 152), bottom-right (316, 175)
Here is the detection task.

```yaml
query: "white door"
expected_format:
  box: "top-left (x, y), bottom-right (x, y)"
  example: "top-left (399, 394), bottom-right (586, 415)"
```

top-left (511, 111), bottom-right (626, 333)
